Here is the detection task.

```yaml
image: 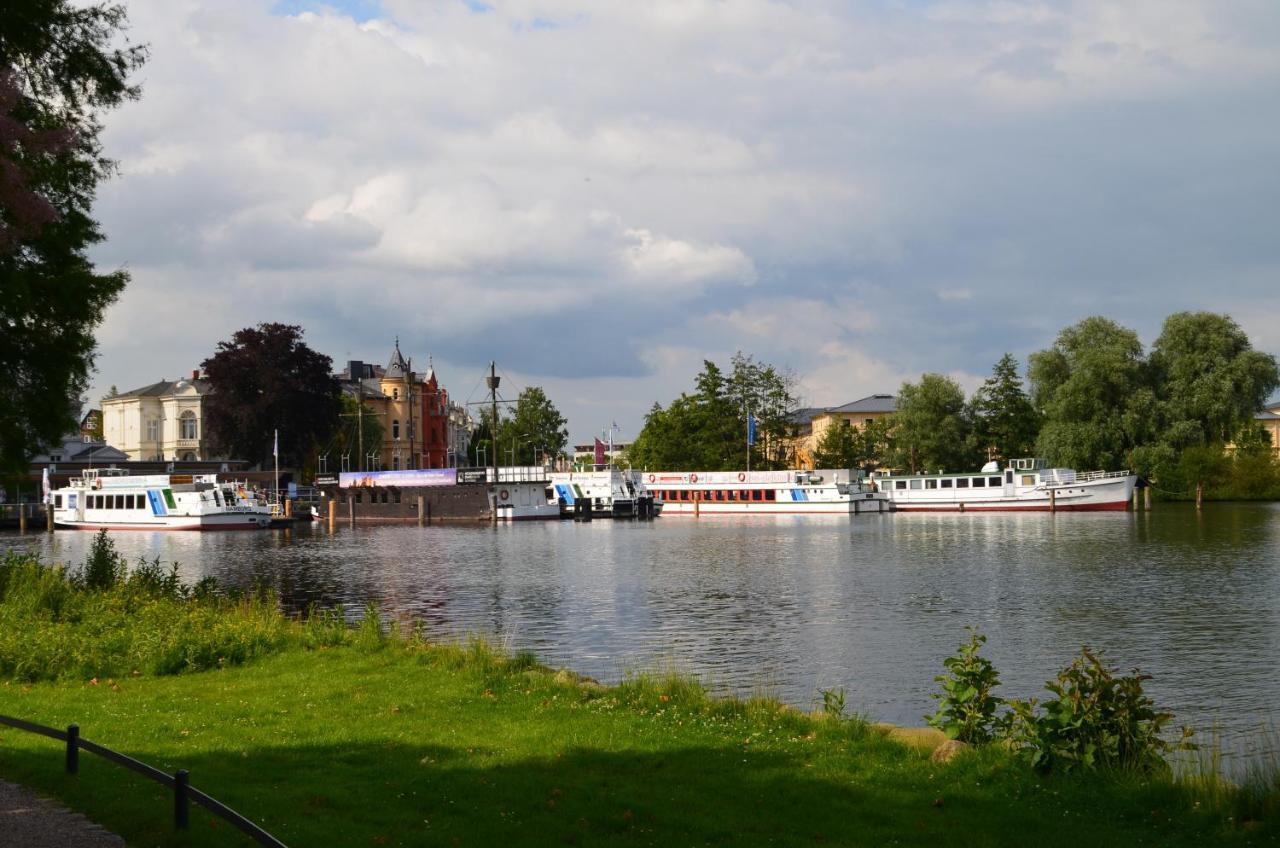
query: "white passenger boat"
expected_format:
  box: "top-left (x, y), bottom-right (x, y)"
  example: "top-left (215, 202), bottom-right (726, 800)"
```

top-left (643, 469), bottom-right (888, 515)
top-left (490, 468), bottom-right (561, 522)
top-left (51, 469), bottom-right (272, 530)
top-left (548, 469), bottom-right (660, 518)
top-left (874, 458), bottom-right (1135, 512)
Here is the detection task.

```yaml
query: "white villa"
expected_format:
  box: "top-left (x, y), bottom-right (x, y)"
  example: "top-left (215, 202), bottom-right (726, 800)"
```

top-left (101, 373), bottom-right (213, 461)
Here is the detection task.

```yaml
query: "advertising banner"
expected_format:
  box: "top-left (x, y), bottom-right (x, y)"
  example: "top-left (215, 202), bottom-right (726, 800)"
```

top-left (338, 469), bottom-right (457, 489)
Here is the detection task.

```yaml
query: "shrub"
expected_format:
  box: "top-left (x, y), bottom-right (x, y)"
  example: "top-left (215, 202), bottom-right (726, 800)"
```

top-left (1008, 646), bottom-right (1188, 774)
top-left (927, 628), bottom-right (1006, 744)
top-left (81, 529), bottom-right (126, 590)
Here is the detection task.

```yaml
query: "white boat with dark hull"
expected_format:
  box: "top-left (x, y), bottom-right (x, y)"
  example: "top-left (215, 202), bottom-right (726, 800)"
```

top-left (644, 469), bottom-right (889, 515)
top-left (874, 458), bottom-right (1135, 512)
top-left (548, 469), bottom-right (659, 518)
top-left (51, 469), bottom-right (272, 530)
top-left (490, 467), bottom-right (561, 522)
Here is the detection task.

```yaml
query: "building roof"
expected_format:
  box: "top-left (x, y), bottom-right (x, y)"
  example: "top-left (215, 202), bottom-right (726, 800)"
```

top-left (1257, 410), bottom-right (1280, 421)
top-left (822, 394), bottom-right (898, 415)
top-left (110, 378), bottom-right (208, 399)
top-left (31, 435), bottom-right (129, 463)
top-left (788, 407), bottom-right (826, 425)
top-left (385, 338), bottom-right (410, 380)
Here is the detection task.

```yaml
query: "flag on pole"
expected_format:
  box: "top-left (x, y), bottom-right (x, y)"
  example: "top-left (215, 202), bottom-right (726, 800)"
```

top-left (747, 413), bottom-right (757, 446)
top-left (42, 467), bottom-right (51, 504)
top-left (273, 429), bottom-right (279, 459)
top-left (594, 438), bottom-right (606, 467)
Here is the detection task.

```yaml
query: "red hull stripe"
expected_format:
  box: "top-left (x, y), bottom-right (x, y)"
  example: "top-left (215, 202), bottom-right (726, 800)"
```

top-left (892, 501), bottom-right (1129, 512)
top-left (57, 523), bottom-right (266, 531)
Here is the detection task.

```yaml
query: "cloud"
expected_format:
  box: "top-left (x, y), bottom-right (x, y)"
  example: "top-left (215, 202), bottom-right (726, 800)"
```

top-left (81, 0), bottom-right (1280, 441)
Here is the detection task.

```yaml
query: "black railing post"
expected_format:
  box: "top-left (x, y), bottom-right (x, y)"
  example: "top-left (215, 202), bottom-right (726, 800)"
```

top-left (65, 724), bottom-right (79, 774)
top-left (174, 769), bottom-right (190, 829)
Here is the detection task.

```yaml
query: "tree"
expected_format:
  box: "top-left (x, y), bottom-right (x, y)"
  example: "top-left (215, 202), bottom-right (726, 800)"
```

top-left (201, 323), bottom-right (341, 468)
top-left (1147, 312), bottom-right (1279, 450)
top-left (812, 420), bottom-right (860, 469)
top-left (887, 374), bottom-right (978, 473)
top-left (1028, 317), bottom-right (1153, 470)
top-left (970, 354), bottom-right (1040, 465)
top-left (628, 355), bottom-right (795, 471)
top-left (498, 386), bottom-right (568, 465)
top-left (0, 3), bottom-right (145, 473)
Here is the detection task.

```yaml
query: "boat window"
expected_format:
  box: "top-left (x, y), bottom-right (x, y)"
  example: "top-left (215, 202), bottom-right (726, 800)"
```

top-left (940, 479), bottom-right (953, 489)
top-left (54, 495), bottom-right (63, 509)
top-left (956, 478), bottom-right (969, 488)
top-left (989, 477), bottom-right (1002, 487)
top-left (1021, 475), bottom-right (1035, 486)
top-left (163, 489), bottom-right (176, 509)
top-left (924, 479), bottom-right (937, 489)
top-left (727, 490), bottom-right (736, 501)
top-left (765, 489), bottom-right (776, 501)
top-left (1006, 470), bottom-right (1013, 484)
top-left (894, 480), bottom-right (907, 490)
top-left (972, 478), bottom-right (985, 488)
top-left (909, 479), bottom-right (922, 490)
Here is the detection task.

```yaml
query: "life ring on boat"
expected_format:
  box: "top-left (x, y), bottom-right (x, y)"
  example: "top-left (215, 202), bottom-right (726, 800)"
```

top-left (92, 479), bottom-right (101, 490)
top-left (737, 472), bottom-right (746, 482)
top-left (689, 473), bottom-right (698, 483)
top-left (499, 489), bottom-right (509, 501)
top-left (647, 474), bottom-right (655, 483)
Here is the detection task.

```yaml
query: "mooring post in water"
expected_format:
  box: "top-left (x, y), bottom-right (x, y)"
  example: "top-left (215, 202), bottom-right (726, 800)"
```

top-left (17, 502), bottom-right (26, 533)
top-left (417, 495), bottom-right (425, 526)
top-left (1132, 487), bottom-right (1140, 510)
top-left (1049, 488), bottom-right (1056, 513)
top-left (348, 494), bottom-right (355, 526)
top-left (694, 490), bottom-right (700, 517)
top-left (1144, 486), bottom-right (1152, 510)
top-left (284, 497), bottom-right (292, 518)
top-left (46, 503), bottom-right (54, 532)
top-left (1196, 482), bottom-right (1204, 511)
top-left (327, 498), bottom-right (336, 532)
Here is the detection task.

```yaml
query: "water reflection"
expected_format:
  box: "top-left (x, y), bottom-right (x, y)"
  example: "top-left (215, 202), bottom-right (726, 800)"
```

top-left (5, 503), bottom-right (1279, 760)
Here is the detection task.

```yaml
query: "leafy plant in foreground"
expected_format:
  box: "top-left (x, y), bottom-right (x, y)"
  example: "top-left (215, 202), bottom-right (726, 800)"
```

top-left (927, 628), bottom-right (1006, 743)
top-left (1008, 646), bottom-right (1188, 774)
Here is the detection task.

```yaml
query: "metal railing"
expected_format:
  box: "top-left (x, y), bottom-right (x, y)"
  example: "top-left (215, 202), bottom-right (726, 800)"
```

top-left (0, 714), bottom-right (287, 847)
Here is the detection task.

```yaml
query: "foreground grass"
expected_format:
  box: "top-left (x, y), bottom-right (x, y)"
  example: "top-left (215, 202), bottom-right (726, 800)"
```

top-left (0, 641), bottom-right (1271, 848)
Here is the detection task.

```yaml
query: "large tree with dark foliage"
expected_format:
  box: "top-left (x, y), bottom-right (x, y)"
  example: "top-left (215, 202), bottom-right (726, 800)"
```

top-left (201, 323), bottom-right (341, 468)
top-left (886, 373), bottom-right (979, 473)
top-left (497, 386), bottom-right (568, 466)
top-left (0, 2), bottom-right (144, 473)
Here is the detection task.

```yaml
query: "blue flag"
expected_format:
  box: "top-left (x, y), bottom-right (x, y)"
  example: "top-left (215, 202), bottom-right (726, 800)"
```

top-left (747, 413), bottom-right (757, 446)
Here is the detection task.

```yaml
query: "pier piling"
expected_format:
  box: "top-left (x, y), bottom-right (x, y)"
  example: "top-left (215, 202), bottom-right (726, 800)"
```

top-left (1049, 489), bottom-right (1057, 513)
top-left (348, 494), bottom-right (355, 526)
top-left (1132, 488), bottom-right (1140, 511)
top-left (327, 498), bottom-right (336, 532)
top-left (46, 504), bottom-right (54, 532)
top-left (1144, 487), bottom-right (1151, 510)
top-left (417, 495), bottom-right (425, 526)
top-left (17, 503), bottom-right (25, 533)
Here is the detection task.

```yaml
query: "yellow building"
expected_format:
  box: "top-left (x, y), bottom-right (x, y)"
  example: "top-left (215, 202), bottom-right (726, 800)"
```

top-left (339, 342), bottom-right (454, 471)
top-left (1258, 400), bottom-right (1280, 452)
top-left (791, 394), bottom-right (896, 467)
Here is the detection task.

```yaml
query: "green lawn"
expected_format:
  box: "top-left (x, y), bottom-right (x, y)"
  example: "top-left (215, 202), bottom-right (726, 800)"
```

top-left (0, 643), bottom-right (1267, 848)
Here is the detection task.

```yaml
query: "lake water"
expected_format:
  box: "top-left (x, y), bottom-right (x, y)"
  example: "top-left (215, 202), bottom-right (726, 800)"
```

top-left (5, 503), bottom-right (1279, 762)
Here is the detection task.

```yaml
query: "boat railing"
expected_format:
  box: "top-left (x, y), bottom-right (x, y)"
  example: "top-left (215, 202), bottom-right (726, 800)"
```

top-left (1073, 470), bottom-right (1132, 483)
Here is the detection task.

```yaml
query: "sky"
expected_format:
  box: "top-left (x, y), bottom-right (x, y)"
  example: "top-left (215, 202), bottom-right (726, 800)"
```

top-left (86, 0), bottom-right (1280, 442)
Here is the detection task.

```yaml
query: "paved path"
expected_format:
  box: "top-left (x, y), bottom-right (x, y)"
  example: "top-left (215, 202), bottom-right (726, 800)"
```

top-left (0, 780), bottom-right (124, 847)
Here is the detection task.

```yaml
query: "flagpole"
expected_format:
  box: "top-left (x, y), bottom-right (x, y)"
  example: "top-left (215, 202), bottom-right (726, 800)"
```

top-left (273, 428), bottom-right (279, 509)
top-left (746, 408), bottom-right (751, 476)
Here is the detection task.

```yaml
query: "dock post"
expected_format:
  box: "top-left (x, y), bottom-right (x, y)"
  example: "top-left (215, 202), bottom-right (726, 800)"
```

top-left (1049, 489), bottom-right (1056, 513)
top-left (1144, 486), bottom-right (1151, 510)
top-left (417, 495), bottom-right (425, 527)
top-left (46, 503), bottom-right (54, 532)
top-left (327, 498), bottom-right (336, 532)
top-left (17, 502), bottom-right (26, 533)
top-left (1132, 487), bottom-right (1140, 511)
top-left (694, 491), bottom-right (700, 517)
top-left (285, 498), bottom-right (292, 518)
top-left (348, 494), bottom-right (355, 526)
top-left (853, 499), bottom-right (860, 515)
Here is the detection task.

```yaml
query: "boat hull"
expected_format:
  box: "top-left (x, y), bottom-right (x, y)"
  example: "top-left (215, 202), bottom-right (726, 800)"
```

top-left (55, 516), bottom-right (271, 531)
top-left (885, 475), bottom-right (1136, 513)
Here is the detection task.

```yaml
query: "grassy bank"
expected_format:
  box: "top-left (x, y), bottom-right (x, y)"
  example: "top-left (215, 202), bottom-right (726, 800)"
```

top-left (0, 544), bottom-right (1274, 846)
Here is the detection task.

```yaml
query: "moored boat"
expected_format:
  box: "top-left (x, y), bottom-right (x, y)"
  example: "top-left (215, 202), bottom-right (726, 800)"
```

top-left (548, 469), bottom-right (659, 518)
top-left (51, 468), bottom-right (272, 530)
top-left (643, 469), bottom-right (888, 515)
top-left (873, 458), bottom-right (1135, 512)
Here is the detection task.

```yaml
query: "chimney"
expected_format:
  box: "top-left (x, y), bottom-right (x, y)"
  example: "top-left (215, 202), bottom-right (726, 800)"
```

top-left (192, 369), bottom-right (200, 381)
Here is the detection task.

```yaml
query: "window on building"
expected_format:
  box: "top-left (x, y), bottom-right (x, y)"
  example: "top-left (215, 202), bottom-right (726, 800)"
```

top-left (179, 410), bottom-right (197, 440)
top-left (392, 420), bottom-right (400, 440)
top-left (865, 418), bottom-right (874, 427)
top-left (393, 388), bottom-right (400, 400)
top-left (147, 419), bottom-right (158, 441)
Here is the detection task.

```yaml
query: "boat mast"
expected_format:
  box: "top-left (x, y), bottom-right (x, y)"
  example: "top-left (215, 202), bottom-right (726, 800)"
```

top-left (486, 361), bottom-right (500, 486)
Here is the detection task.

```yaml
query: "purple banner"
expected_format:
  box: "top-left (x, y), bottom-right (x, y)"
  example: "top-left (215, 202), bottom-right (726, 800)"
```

top-left (339, 469), bottom-right (456, 488)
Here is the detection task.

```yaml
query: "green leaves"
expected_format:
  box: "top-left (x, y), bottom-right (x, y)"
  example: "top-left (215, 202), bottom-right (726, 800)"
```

top-left (888, 373), bottom-right (980, 473)
top-left (926, 628), bottom-right (1006, 744)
